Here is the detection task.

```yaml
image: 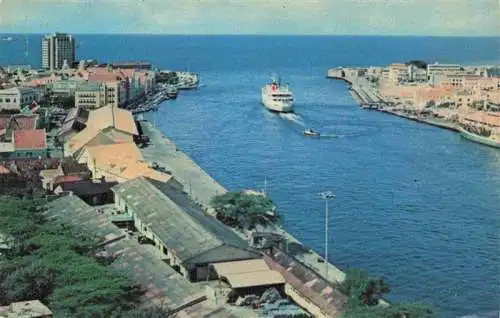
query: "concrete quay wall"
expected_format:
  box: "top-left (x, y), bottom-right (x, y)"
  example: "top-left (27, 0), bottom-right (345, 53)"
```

top-left (328, 67), bottom-right (461, 133)
top-left (139, 121), bottom-right (347, 285)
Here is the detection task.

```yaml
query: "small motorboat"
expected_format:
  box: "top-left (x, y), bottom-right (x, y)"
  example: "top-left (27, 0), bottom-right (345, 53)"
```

top-left (303, 128), bottom-right (319, 136)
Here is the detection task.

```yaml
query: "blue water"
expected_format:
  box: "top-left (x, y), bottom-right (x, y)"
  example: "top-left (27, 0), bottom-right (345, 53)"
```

top-left (2, 35), bottom-right (500, 317)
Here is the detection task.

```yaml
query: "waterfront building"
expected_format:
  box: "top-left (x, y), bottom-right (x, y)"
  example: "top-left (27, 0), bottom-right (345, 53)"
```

top-left (388, 63), bottom-right (409, 83)
top-left (44, 195), bottom-right (214, 316)
top-left (111, 61), bottom-right (152, 70)
top-left (87, 70), bottom-right (127, 107)
top-left (408, 64), bottom-right (428, 82)
top-left (63, 104), bottom-right (138, 157)
top-left (0, 87), bottom-right (40, 111)
top-left (74, 82), bottom-right (106, 109)
top-left (49, 77), bottom-right (88, 96)
top-left (414, 86), bottom-right (455, 109)
top-left (41, 33), bottom-right (76, 70)
top-left (427, 62), bottom-right (463, 78)
top-left (78, 142), bottom-right (177, 184)
top-left (112, 176), bottom-right (261, 282)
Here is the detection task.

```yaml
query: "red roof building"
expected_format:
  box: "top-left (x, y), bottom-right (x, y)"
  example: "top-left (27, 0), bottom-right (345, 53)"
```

top-left (13, 129), bottom-right (47, 150)
top-left (53, 175), bottom-right (83, 187)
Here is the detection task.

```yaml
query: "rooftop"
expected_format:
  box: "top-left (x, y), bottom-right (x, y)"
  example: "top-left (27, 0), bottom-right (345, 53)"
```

top-left (87, 104), bottom-right (138, 136)
top-left (44, 195), bottom-right (206, 312)
top-left (112, 177), bottom-right (258, 265)
top-left (44, 195), bottom-right (125, 245)
top-left (0, 114), bottom-right (38, 131)
top-left (0, 300), bottom-right (52, 318)
top-left (86, 142), bottom-right (171, 182)
top-left (53, 175), bottom-right (83, 187)
top-left (106, 240), bottom-right (206, 309)
top-left (13, 129), bottom-right (46, 150)
top-left (60, 158), bottom-right (90, 175)
top-left (56, 180), bottom-right (117, 196)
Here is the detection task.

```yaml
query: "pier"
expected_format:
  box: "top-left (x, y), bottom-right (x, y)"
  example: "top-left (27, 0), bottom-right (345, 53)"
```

top-left (328, 67), bottom-right (460, 132)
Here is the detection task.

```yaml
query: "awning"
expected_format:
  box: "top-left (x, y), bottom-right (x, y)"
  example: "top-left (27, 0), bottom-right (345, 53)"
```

top-left (223, 271), bottom-right (285, 289)
top-left (212, 259), bottom-right (285, 289)
top-left (212, 259), bottom-right (271, 276)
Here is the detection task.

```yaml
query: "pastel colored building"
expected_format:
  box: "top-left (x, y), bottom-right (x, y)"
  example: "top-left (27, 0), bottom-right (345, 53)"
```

top-left (64, 104), bottom-right (138, 157)
top-left (0, 87), bottom-right (40, 111)
top-left (388, 63), bottom-right (409, 84)
top-left (77, 142), bottom-right (178, 184)
top-left (0, 129), bottom-right (48, 158)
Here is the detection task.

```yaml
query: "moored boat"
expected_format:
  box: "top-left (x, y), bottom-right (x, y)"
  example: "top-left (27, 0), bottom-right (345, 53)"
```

top-left (459, 127), bottom-right (500, 149)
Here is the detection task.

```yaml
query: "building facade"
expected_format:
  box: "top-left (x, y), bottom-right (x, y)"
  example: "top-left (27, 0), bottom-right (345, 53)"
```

top-left (427, 63), bottom-right (463, 78)
top-left (41, 33), bottom-right (76, 70)
top-left (0, 87), bottom-right (39, 111)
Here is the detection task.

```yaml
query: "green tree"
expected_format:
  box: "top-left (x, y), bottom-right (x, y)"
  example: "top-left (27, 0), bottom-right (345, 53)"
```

top-left (0, 198), bottom-right (174, 316)
top-left (211, 191), bottom-right (279, 229)
top-left (338, 268), bottom-right (390, 307)
top-left (338, 268), bottom-right (435, 318)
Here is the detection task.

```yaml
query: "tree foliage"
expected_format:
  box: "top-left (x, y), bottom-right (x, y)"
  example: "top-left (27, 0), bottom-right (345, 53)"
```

top-left (211, 191), bottom-right (279, 229)
top-left (156, 72), bottom-right (179, 85)
top-left (0, 199), bottom-right (174, 317)
top-left (338, 268), bottom-right (435, 318)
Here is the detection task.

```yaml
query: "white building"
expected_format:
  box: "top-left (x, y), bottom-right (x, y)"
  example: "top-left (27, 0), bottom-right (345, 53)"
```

top-left (0, 87), bottom-right (39, 111)
top-left (408, 65), bottom-right (428, 82)
top-left (427, 63), bottom-right (463, 77)
top-left (41, 33), bottom-right (76, 70)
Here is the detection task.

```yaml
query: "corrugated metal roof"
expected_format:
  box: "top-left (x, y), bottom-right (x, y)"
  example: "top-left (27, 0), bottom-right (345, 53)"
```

top-left (43, 195), bottom-right (206, 312)
top-left (44, 195), bottom-right (125, 243)
top-left (223, 271), bottom-right (285, 289)
top-left (112, 177), bottom-right (257, 265)
top-left (106, 240), bottom-right (205, 309)
top-left (212, 259), bottom-right (270, 276)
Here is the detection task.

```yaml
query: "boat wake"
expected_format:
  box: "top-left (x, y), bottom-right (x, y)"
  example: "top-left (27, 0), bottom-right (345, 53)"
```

top-left (318, 133), bottom-right (338, 139)
top-left (458, 311), bottom-right (500, 318)
top-left (279, 113), bottom-right (306, 127)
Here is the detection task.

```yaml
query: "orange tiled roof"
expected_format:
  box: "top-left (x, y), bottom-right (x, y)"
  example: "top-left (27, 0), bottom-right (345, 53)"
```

top-left (86, 142), bottom-right (171, 183)
top-left (13, 129), bottom-right (46, 150)
top-left (53, 175), bottom-right (83, 186)
top-left (87, 104), bottom-right (138, 135)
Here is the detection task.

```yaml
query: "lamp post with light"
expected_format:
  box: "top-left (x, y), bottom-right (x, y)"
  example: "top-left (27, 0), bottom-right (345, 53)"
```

top-left (319, 190), bottom-right (335, 280)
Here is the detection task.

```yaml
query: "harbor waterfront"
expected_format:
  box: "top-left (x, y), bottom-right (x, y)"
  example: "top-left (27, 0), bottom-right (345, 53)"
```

top-left (1, 34), bottom-right (499, 317)
top-left (139, 119), bottom-right (348, 284)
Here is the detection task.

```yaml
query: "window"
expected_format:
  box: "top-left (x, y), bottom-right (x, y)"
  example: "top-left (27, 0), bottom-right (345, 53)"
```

top-left (0, 98), bottom-right (3, 102)
top-left (5, 98), bottom-right (10, 103)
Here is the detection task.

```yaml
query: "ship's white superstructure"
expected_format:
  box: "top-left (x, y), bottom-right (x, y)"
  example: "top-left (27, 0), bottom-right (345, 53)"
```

top-left (261, 76), bottom-right (293, 113)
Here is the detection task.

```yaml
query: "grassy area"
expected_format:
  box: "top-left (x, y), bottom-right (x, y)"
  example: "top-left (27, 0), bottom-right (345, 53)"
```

top-left (0, 198), bottom-right (174, 317)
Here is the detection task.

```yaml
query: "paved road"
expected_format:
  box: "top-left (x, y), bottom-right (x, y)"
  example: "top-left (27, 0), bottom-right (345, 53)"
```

top-left (140, 121), bottom-right (347, 285)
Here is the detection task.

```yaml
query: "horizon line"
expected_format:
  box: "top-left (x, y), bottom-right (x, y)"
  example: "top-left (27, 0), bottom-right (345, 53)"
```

top-left (1, 32), bottom-right (499, 38)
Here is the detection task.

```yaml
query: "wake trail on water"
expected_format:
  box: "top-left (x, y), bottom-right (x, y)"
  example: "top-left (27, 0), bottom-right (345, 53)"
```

top-left (279, 113), bottom-right (306, 127)
top-left (277, 111), bottom-right (377, 139)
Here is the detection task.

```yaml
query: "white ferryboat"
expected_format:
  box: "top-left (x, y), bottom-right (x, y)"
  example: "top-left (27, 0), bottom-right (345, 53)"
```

top-left (261, 75), bottom-right (293, 113)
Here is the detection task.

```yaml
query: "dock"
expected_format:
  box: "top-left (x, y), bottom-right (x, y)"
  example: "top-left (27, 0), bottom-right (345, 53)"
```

top-left (139, 121), bottom-right (347, 285)
top-left (328, 67), bottom-right (460, 132)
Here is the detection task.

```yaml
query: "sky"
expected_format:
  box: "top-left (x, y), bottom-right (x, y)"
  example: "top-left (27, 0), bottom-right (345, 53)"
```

top-left (0, 0), bottom-right (498, 36)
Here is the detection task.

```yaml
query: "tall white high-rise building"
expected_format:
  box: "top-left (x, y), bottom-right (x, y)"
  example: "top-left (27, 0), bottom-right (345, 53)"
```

top-left (41, 33), bottom-right (75, 70)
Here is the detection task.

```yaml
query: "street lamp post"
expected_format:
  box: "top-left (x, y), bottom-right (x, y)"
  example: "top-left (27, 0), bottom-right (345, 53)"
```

top-left (319, 191), bottom-right (335, 281)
